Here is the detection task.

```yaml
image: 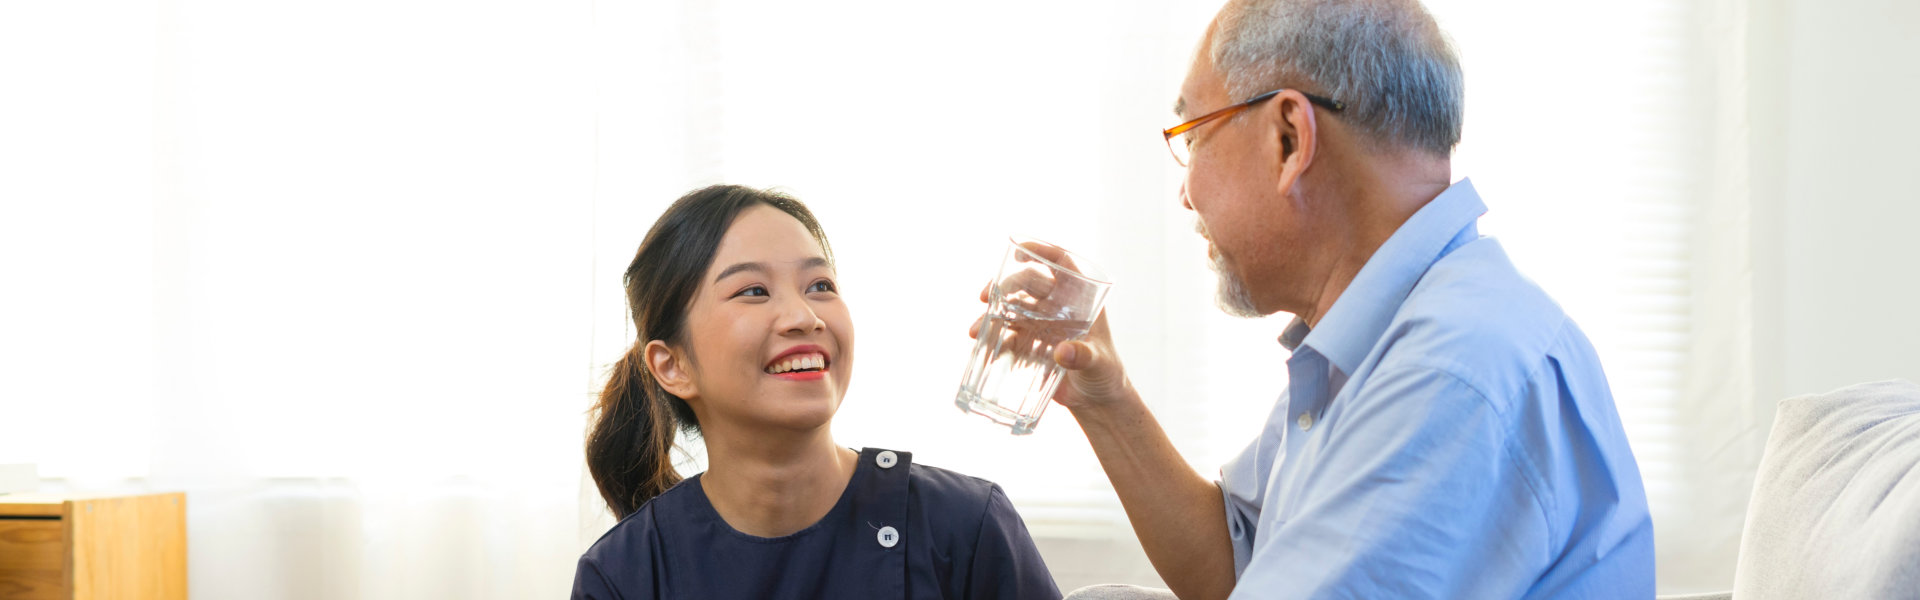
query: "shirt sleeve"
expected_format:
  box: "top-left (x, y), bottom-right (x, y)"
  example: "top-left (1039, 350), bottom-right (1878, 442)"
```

top-left (1228, 367), bottom-right (1550, 600)
top-left (570, 555), bottom-right (626, 600)
top-left (967, 485), bottom-right (1064, 600)
top-left (1220, 388), bottom-right (1291, 577)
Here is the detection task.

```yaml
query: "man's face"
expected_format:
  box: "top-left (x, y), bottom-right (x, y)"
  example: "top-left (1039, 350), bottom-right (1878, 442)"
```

top-left (1175, 34), bottom-right (1312, 318)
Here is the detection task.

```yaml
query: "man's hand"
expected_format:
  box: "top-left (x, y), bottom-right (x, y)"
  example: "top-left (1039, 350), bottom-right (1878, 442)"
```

top-left (1046, 311), bottom-right (1134, 412)
top-left (966, 241), bottom-right (1137, 412)
top-left (966, 240), bottom-right (1235, 600)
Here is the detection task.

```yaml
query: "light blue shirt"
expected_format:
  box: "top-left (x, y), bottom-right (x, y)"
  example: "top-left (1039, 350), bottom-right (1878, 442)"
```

top-left (1219, 179), bottom-right (1655, 599)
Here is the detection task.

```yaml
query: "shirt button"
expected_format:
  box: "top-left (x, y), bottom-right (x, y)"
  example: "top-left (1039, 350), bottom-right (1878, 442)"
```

top-left (876, 526), bottom-right (900, 548)
top-left (1297, 412), bottom-right (1314, 431)
top-left (876, 451), bottom-right (898, 469)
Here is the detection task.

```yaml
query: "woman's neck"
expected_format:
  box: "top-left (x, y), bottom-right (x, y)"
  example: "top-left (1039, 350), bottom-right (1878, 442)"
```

top-left (698, 424), bottom-right (859, 538)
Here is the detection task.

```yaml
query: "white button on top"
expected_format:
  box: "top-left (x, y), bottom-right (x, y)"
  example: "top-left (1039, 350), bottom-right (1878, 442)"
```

top-left (1297, 412), bottom-right (1315, 431)
top-left (876, 526), bottom-right (900, 548)
top-left (876, 450), bottom-right (898, 469)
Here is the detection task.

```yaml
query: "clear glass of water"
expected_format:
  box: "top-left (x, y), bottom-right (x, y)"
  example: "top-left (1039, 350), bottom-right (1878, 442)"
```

top-left (956, 236), bottom-right (1111, 435)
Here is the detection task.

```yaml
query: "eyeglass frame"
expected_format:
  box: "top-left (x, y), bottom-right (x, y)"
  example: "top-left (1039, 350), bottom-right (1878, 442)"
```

top-left (1163, 88), bottom-right (1345, 167)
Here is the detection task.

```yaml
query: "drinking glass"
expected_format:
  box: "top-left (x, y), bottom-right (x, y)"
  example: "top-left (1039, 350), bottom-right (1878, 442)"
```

top-left (955, 236), bottom-right (1111, 434)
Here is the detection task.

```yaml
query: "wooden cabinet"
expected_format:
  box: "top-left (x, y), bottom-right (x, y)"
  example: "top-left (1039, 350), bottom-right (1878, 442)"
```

top-left (0, 493), bottom-right (186, 600)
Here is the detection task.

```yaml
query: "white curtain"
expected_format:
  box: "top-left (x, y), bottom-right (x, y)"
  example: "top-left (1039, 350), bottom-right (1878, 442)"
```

top-left (5, 0), bottom-right (594, 597)
top-left (1, 0), bottom-right (1774, 596)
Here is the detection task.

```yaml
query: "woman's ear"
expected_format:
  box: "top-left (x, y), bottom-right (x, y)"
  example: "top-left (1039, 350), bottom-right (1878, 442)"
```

top-left (644, 340), bottom-right (698, 400)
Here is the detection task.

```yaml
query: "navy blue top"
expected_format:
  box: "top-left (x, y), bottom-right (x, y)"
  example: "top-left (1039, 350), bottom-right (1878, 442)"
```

top-left (572, 448), bottom-right (1061, 600)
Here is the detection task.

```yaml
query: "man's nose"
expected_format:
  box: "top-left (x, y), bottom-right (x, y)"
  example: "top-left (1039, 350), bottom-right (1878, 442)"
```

top-left (1179, 180), bottom-right (1193, 211)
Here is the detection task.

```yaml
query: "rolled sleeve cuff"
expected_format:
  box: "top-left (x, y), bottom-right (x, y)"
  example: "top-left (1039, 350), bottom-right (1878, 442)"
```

top-left (1219, 444), bottom-right (1265, 579)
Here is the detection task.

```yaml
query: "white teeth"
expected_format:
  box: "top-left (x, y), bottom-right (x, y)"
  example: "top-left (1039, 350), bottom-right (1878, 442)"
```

top-left (766, 353), bottom-right (826, 374)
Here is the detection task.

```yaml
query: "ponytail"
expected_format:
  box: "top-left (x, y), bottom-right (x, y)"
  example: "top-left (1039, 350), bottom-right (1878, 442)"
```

top-left (585, 343), bottom-right (684, 519)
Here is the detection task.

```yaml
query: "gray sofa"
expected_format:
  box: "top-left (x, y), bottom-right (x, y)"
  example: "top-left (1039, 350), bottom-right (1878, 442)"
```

top-left (1666, 379), bottom-right (1920, 599)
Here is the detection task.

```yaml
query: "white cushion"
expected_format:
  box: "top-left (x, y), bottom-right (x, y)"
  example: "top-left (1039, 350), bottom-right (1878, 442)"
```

top-left (1732, 379), bottom-right (1920, 598)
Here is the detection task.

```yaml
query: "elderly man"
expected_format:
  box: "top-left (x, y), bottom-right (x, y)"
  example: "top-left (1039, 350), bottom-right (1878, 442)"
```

top-left (1038, 0), bottom-right (1656, 598)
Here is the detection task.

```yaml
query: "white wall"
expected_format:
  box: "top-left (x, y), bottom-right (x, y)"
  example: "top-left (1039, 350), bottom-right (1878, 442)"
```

top-left (1652, 1), bottom-right (1920, 592)
top-left (1751, 0), bottom-right (1920, 413)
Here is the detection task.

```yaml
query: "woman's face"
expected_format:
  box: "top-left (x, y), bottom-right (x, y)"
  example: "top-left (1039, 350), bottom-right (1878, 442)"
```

top-left (667, 205), bottom-right (854, 434)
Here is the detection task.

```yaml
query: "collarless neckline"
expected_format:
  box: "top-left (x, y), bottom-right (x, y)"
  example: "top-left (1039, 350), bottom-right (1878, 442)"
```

top-left (687, 447), bottom-right (870, 543)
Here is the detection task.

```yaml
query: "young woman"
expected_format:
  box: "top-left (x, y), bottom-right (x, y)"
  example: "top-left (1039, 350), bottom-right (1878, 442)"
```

top-left (572, 185), bottom-right (1061, 599)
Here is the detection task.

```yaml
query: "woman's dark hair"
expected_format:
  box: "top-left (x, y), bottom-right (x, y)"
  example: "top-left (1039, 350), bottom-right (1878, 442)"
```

top-left (585, 184), bottom-right (834, 519)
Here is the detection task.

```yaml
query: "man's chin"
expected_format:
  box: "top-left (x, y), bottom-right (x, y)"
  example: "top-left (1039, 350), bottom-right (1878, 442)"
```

top-left (1204, 244), bottom-right (1267, 318)
top-left (1212, 268), bottom-right (1266, 319)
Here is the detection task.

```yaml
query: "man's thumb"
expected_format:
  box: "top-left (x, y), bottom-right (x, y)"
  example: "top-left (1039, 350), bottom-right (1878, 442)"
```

top-left (1054, 341), bottom-right (1091, 370)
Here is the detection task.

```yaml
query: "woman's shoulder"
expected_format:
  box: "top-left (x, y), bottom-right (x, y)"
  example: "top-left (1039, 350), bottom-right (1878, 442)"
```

top-left (906, 458), bottom-right (999, 498)
top-left (895, 452), bottom-right (1017, 527)
top-left (579, 475), bottom-right (703, 562)
top-left (572, 477), bottom-right (708, 599)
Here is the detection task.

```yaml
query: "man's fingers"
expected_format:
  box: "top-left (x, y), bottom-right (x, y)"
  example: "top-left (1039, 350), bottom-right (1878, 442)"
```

top-left (995, 270), bottom-right (1057, 304)
top-left (968, 315), bottom-right (984, 340)
top-left (1014, 241), bottom-right (1076, 271)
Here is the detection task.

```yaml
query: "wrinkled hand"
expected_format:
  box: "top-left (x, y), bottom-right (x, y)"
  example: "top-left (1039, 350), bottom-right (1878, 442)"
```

top-left (966, 242), bottom-right (1135, 411)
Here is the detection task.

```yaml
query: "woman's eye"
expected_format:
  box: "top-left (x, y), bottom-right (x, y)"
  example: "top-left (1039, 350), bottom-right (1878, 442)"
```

top-left (808, 280), bottom-right (837, 294)
top-left (732, 285), bottom-right (768, 298)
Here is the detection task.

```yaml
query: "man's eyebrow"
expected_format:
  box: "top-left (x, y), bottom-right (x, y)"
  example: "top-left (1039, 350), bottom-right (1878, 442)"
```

top-left (711, 257), bottom-right (832, 283)
top-left (1173, 96), bottom-right (1187, 119)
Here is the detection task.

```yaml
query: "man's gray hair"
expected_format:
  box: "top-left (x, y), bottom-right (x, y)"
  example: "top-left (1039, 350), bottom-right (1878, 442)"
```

top-left (1211, 0), bottom-right (1463, 157)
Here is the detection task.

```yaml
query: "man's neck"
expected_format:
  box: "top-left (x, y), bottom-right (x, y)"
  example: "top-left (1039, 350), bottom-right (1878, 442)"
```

top-left (1298, 153), bottom-right (1452, 329)
top-left (698, 423), bottom-right (858, 538)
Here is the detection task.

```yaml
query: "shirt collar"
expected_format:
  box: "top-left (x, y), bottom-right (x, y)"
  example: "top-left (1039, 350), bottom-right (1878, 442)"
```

top-left (1291, 178), bottom-right (1487, 374)
top-left (1278, 317), bottom-right (1311, 351)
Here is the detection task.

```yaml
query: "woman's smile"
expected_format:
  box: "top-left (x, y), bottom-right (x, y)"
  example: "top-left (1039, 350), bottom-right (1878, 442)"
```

top-left (765, 345), bottom-right (833, 381)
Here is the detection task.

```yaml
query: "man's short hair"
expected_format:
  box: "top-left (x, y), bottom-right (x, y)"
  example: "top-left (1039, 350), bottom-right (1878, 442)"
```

top-left (1211, 0), bottom-right (1464, 157)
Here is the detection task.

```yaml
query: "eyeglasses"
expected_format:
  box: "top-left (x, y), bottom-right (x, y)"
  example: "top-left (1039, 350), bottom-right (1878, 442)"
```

top-left (1163, 89), bottom-right (1345, 167)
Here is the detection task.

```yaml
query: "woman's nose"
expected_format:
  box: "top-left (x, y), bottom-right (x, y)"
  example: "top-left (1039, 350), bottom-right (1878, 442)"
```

top-left (776, 295), bottom-right (826, 335)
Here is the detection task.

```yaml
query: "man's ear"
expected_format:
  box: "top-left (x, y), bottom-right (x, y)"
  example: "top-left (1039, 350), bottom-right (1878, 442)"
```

top-left (1270, 90), bottom-right (1319, 197)
top-left (645, 340), bottom-right (698, 401)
